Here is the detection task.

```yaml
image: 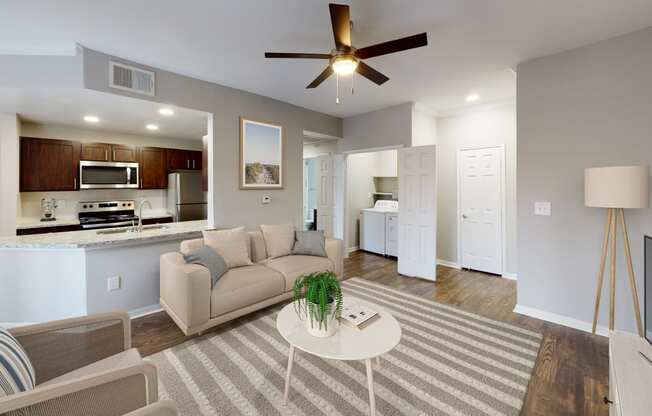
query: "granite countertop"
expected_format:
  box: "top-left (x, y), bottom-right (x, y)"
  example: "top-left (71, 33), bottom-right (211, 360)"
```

top-left (16, 211), bottom-right (173, 230)
top-left (1, 220), bottom-right (208, 249)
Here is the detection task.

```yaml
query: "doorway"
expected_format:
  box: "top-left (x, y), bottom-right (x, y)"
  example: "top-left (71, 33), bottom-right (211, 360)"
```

top-left (457, 145), bottom-right (505, 275)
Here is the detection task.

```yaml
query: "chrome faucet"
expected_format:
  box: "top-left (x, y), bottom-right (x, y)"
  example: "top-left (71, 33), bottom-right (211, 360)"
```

top-left (137, 200), bottom-right (152, 232)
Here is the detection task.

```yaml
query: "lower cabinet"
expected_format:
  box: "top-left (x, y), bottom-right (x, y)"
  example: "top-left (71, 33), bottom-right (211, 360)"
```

top-left (16, 225), bottom-right (82, 236)
top-left (141, 217), bottom-right (173, 226)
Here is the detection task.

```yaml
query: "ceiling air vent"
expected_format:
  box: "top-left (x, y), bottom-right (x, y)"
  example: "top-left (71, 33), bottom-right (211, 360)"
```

top-left (109, 61), bottom-right (155, 96)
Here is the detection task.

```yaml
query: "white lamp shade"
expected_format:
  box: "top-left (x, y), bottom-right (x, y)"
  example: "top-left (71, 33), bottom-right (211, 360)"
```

top-left (585, 165), bottom-right (649, 208)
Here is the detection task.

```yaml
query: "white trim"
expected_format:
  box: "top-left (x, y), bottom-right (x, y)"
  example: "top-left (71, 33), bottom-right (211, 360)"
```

top-left (128, 304), bottom-right (164, 319)
top-left (513, 304), bottom-right (609, 337)
top-left (342, 144), bottom-right (404, 155)
top-left (303, 130), bottom-right (342, 141)
top-left (348, 245), bottom-right (359, 254)
top-left (502, 272), bottom-right (518, 280)
top-left (457, 144), bottom-right (506, 275)
top-left (436, 259), bottom-right (461, 269)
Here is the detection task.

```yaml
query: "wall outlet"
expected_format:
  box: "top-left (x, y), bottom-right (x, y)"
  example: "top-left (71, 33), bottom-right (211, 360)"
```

top-left (262, 195), bottom-right (272, 205)
top-left (107, 276), bottom-right (121, 292)
top-left (534, 201), bottom-right (551, 216)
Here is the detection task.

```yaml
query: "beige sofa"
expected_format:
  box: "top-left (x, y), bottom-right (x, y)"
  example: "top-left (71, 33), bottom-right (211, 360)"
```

top-left (160, 230), bottom-right (344, 336)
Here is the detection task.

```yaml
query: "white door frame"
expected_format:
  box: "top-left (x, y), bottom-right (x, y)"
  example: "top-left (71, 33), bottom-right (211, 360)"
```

top-left (341, 145), bottom-right (404, 257)
top-left (456, 144), bottom-right (506, 275)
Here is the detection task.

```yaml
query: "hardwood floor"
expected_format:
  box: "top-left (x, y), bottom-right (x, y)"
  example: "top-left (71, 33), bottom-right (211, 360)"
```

top-left (133, 250), bottom-right (609, 416)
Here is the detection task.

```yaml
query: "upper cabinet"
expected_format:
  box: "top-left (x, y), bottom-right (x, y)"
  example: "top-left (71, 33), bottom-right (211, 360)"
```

top-left (81, 143), bottom-right (138, 163)
top-left (20, 137), bottom-right (80, 192)
top-left (111, 144), bottom-right (138, 162)
top-left (139, 147), bottom-right (168, 189)
top-left (167, 149), bottom-right (202, 170)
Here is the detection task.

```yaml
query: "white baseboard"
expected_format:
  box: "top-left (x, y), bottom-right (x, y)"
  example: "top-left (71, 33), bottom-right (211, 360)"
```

top-left (128, 304), bottom-right (164, 319)
top-left (347, 246), bottom-right (359, 254)
top-left (513, 304), bottom-right (609, 337)
top-left (437, 259), bottom-right (461, 269)
top-left (502, 272), bottom-right (517, 280)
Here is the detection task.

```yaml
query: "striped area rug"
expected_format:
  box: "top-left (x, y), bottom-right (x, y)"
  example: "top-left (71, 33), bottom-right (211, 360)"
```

top-left (150, 277), bottom-right (542, 416)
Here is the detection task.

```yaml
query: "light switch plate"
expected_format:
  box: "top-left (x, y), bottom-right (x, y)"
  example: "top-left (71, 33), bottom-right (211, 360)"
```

top-left (534, 201), bottom-right (551, 216)
top-left (107, 276), bottom-right (121, 292)
top-left (262, 195), bottom-right (271, 205)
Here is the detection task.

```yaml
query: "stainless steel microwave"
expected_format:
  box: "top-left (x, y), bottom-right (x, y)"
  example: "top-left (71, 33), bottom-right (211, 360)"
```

top-left (79, 161), bottom-right (139, 189)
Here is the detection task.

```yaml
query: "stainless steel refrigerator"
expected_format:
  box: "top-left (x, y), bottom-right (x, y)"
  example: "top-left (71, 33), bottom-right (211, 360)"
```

top-left (167, 171), bottom-right (207, 222)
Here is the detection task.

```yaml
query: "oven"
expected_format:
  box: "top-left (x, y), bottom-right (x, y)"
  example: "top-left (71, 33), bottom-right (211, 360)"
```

top-left (78, 200), bottom-right (139, 230)
top-left (79, 161), bottom-right (139, 189)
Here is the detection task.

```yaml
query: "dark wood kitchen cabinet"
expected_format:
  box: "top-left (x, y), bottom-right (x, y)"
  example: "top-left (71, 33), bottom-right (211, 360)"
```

top-left (80, 143), bottom-right (111, 161)
top-left (139, 147), bottom-right (167, 189)
top-left (20, 137), bottom-right (80, 192)
top-left (111, 144), bottom-right (138, 162)
top-left (167, 149), bottom-right (202, 171)
top-left (81, 143), bottom-right (138, 162)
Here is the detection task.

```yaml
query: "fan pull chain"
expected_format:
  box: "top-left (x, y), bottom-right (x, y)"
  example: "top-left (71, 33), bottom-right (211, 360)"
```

top-left (351, 72), bottom-right (355, 95)
top-left (336, 73), bottom-right (340, 104)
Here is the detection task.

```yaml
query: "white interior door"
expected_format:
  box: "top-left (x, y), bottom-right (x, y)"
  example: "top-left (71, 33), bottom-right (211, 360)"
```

top-left (332, 154), bottom-right (346, 243)
top-left (316, 155), bottom-right (335, 237)
top-left (398, 145), bottom-right (437, 280)
top-left (459, 146), bottom-right (503, 274)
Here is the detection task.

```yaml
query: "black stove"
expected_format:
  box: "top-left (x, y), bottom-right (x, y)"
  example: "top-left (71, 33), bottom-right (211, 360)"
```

top-left (78, 200), bottom-right (138, 230)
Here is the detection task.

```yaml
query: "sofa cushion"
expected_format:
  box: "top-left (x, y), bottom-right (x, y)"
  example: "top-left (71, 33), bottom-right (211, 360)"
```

top-left (179, 238), bottom-right (204, 255)
top-left (41, 348), bottom-right (141, 387)
top-left (183, 245), bottom-right (228, 287)
top-left (203, 227), bottom-right (252, 268)
top-left (247, 230), bottom-right (268, 263)
top-left (263, 255), bottom-right (334, 291)
top-left (260, 223), bottom-right (295, 259)
top-left (292, 230), bottom-right (327, 257)
top-left (0, 327), bottom-right (35, 397)
top-left (211, 265), bottom-right (285, 318)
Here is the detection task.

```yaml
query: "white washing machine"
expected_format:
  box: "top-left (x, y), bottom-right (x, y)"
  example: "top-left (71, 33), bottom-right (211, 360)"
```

top-left (360, 200), bottom-right (398, 256)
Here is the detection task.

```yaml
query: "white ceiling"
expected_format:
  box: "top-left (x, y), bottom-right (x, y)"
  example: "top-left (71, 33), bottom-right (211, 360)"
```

top-left (1, 1), bottom-right (652, 118)
top-left (0, 88), bottom-right (208, 139)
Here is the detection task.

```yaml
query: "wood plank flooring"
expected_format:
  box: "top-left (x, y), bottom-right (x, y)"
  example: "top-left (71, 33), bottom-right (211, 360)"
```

top-left (132, 250), bottom-right (609, 416)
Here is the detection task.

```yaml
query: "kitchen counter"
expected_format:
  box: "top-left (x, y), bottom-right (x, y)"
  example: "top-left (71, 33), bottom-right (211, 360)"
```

top-left (16, 218), bottom-right (80, 229)
top-left (1, 220), bottom-right (207, 249)
top-left (16, 212), bottom-right (173, 230)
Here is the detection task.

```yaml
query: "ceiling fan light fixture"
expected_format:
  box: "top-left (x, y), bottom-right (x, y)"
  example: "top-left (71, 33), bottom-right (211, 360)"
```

top-left (331, 56), bottom-right (358, 76)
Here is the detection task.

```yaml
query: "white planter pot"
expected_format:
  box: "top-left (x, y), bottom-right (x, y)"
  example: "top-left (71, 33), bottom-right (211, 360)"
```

top-left (305, 301), bottom-right (339, 338)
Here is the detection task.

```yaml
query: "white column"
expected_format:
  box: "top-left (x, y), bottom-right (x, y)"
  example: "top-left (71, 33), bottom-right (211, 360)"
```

top-left (0, 113), bottom-right (20, 236)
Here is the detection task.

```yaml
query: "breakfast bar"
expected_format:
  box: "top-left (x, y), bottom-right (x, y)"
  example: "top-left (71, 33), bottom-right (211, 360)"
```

top-left (0, 220), bottom-right (209, 326)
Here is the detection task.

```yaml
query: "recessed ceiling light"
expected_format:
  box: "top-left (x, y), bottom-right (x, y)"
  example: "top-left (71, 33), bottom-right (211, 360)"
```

top-left (158, 108), bottom-right (174, 116)
top-left (466, 93), bottom-right (479, 103)
top-left (146, 124), bottom-right (159, 131)
top-left (83, 115), bottom-right (100, 123)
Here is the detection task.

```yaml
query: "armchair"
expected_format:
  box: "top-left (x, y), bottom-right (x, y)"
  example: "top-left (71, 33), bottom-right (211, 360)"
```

top-left (0, 312), bottom-right (158, 416)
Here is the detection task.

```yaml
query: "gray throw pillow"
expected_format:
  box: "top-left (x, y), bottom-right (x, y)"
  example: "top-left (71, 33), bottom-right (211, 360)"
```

top-left (292, 230), bottom-right (327, 257)
top-left (183, 245), bottom-right (228, 287)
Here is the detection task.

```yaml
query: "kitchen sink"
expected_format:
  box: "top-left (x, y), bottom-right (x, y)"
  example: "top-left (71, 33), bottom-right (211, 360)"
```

top-left (96, 224), bottom-right (169, 235)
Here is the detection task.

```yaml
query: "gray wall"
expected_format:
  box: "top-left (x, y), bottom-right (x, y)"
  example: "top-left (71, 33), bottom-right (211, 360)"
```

top-left (436, 103), bottom-right (517, 274)
top-left (517, 27), bottom-right (652, 333)
top-left (81, 47), bottom-right (342, 229)
top-left (340, 103), bottom-right (413, 152)
top-left (0, 114), bottom-right (20, 236)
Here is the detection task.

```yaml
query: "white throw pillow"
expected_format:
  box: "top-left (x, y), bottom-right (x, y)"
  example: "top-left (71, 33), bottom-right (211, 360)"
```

top-left (202, 227), bottom-right (253, 268)
top-left (260, 223), bottom-right (295, 259)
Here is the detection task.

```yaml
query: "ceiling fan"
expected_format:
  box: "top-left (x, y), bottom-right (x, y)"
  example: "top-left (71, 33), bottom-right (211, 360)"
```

top-left (265, 3), bottom-right (427, 100)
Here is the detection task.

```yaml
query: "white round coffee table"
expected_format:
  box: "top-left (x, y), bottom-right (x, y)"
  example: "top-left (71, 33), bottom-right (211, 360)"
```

top-left (276, 296), bottom-right (401, 416)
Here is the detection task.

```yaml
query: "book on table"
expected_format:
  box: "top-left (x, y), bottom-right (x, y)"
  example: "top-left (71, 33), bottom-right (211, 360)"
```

top-left (340, 304), bottom-right (380, 329)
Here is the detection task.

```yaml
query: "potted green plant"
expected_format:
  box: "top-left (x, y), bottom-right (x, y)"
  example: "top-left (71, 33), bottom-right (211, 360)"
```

top-left (292, 271), bottom-right (343, 337)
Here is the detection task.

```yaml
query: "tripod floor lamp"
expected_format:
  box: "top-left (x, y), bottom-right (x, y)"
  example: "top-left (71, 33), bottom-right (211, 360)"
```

top-left (585, 165), bottom-right (649, 336)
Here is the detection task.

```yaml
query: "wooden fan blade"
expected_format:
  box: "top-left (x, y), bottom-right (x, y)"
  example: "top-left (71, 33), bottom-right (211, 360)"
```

top-left (329, 3), bottom-right (351, 51)
top-left (265, 52), bottom-right (331, 59)
top-left (356, 33), bottom-right (428, 59)
top-left (356, 61), bottom-right (389, 85)
top-left (306, 66), bottom-right (334, 88)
